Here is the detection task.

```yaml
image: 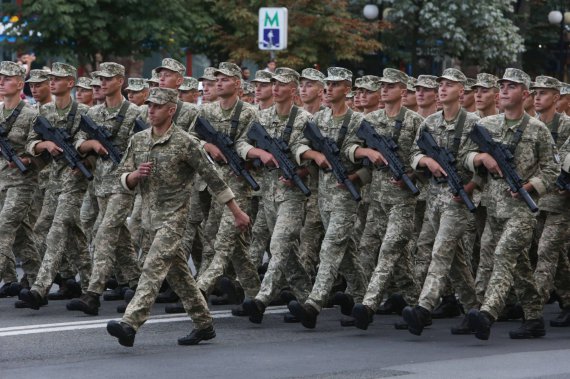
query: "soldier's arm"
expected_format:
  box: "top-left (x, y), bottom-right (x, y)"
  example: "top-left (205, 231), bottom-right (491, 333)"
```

top-left (528, 126), bottom-right (561, 196)
top-left (119, 139), bottom-right (139, 190)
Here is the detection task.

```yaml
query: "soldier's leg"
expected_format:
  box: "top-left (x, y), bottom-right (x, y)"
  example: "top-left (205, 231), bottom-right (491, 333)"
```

top-left (298, 191), bottom-right (323, 278)
top-left (128, 193), bottom-right (143, 253)
top-left (80, 183), bottom-right (99, 245)
top-left (247, 200), bottom-right (270, 267)
top-left (448, 240), bottom-right (480, 310)
top-left (32, 186), bottom-right (58, 258)
top-left (198, 198), bottom-right (223, 276)
top-left (357, 200), bottom-right (384, 283)
top-left (414, 210), bottom-right (436, 286)
top-left (474, 219), bottom-right (495, 300)
top-left (14, 215), bottom-right (42, 285)
top-left (352, 185), bottom-right (370, 246)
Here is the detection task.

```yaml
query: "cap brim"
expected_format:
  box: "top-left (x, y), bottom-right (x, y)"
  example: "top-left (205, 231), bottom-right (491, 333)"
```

top-left (214, 69), bottom-right (239, 78)
top-left (96, 72), bottom-right (117, 78)
top-left (75, 84), bottom-right (92, 90)
top-left (271, 75), bottom-right (295, 84)
top-left (145, 98), bottom-right (168, 105)
top-left (529, 84), bottom-right (559, 91)
top-left (251, 78), bottom-right (271, 83)
top-left (25, 78), bottom-right (48, 83)
top-left (414, 84), bottom-right (437, 89)
top-left (0, 70), bottom-right (21, 77)
top-left (49, 72), bottom-right (73, 78)
top-left (126, 86), bottom-right (145, 91)
top-left (436, 75), bottom-right (463, 83)
top-left (325, 76), bottom-right (350, 82)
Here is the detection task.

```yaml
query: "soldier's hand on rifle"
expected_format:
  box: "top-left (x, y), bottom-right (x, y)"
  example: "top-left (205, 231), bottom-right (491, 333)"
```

top-left (475, 152), bottom-right (502, 177)
top-left (509, 182), bottom-right (533, 199)
top-left (8, 157), bottom-right (30, 169)
top-left (313, 152), bottom-right (331, 170)
top-left (37, 141), bottom-right (63, 156)
top-left (258, 150), bottom-right (279, 168)
top-left (420, 156), bottom-right (447, 178)
top-left (204, 143), bottom-right (227, 163)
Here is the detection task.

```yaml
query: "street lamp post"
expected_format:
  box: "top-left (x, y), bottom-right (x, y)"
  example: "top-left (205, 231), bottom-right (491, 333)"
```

top-left (548, 10), bottom-right (570, 82)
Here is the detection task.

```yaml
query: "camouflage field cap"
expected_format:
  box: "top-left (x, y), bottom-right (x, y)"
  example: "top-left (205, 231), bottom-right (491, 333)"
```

top-left (379, 68), bottom-right (408, 85)
top-left (325, 67), bottom-right (353, 83)
top-left (530, 76), bottom-right (562, 91)
top-left (415, 75), bottom-right (438, 89)
top-left (126, 77), bottom-right (148, 92)
top-left (0, 61), bottom-right (26, 78)
top-left (436, 68), bottom-right (467, 84)
top-left (407, 77), bottom-right (418, 92)
top-left (97, 62), bottom-right (125, 78)
top-left (300, 68), bottom-right (325, 85)
top-left (199, 67), bottom-right (217, 82)
top-left (251, 70), bottom-right (273, 83)
top-left (75, 77), bottom-right (93, 90)
top-left (145, 87), bottom-right (178, 105)
top-left (272, 67), bottom-right (300, 84)
top-left (26, 69), bottom-right (50, 83)
top-left (156, 58), bottom-right (186, 76)
top-left (497, 68), bottom-right (531, 88)
top-left (90, 71), bottom-right (102, 87)
top-left (147, 69), bottom-right (160, 85)
top-left (473, 73), bottom-right (499, 89)
top-left (354, 75), bottom-right (381, 91)
top-left (464, 78), bottom-right (477, 92)
top-left (346, 91), bottom-right (354, 99)
top-left (179, 76), bottom-right (199, 91)
top-left (561, 83), bottom-right (570, 96)
top-left (242, 82), bottom-right (255, 95)
top-left (214, 62), bottom-right (242, 79)
top-left (50, 62), bottom-right (77, 79)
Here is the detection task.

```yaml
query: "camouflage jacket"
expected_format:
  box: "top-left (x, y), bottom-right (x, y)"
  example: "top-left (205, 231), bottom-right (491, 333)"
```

top-left (75, 99), bottom-right (140, 197)
top-left (119, 123), bottom-right (234, 231)
top-left (0, 101), bottom-right (39, 189)
top-left (463, 113), bottom-right (560, 218)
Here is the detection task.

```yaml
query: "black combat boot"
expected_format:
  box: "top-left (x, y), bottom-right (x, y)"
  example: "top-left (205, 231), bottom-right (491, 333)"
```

top-left (509, 318), bottom-right (546, 339)
top-left (107, 320), bottom-right (136, 347)
top-left (550, 307), bottom-right (570, 327)
top-left (497, 303), bottom-right (524, 321)
top-left (352, 303), bottom-right (374, 330)
top-left (402, 305), bottom-right (432, 336)
top-left (66, 291), bottom-right (101, 315)
top-left (288, 300), bottom-right (318, 329)
top-left (332, 292), bottom-right (355, 316)
top-left (431, 294), bottom-right (462, 319)
top-left (116, 288), bottom-right (135, 313)
top-left (242, 298), bottom-right (266, 324)
top-left (450, 314), bottom-right (474, 335)
top-left (177, 325), bottom-right (216, 345)
top-left (219, 277), bottom-right (245, 305)
top-left (18, 288), bottom-right (46, 310)
top-left (376, 294), bottom-right (407, 315)
top-left (467, 309), bottom-right (494, 340)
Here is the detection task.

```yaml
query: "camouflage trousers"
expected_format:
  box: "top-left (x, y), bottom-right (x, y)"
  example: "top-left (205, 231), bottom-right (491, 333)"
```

top-left (480, 214), bottom-right (543, 320)
top-left (533, 211), bottom-right (570, 308)
top-left (87, 193), bottom-right (140, 294)
top-left (247, 200), bottom-right (271, 267)
top-left (80, 182), bottom-right (99, 246)
top-left (306, 201), bottom-right (367, 312)
top-left (31, 189), bottom-right (92, 296)
top-left (33, 185), bottom-right (60, 258)
top-left (197, 196), bottom-right (260, 297)
top-left (255, 198), bottom-right (311, 306)
top-left (29, 185), bottom-right (45, 227)
top-left (352, 184), bottom-right (370, 247)
top-left (128, 193), bottom-right (143, 254)
top-left (298, 191), bottom-right (323, 279)
top-left (197, 197), bottom-right (223, 276)
top-left (123, 219), bottom-right (213, 331)
top-left (417, 197), bottom-right (479, 312)
top-left (179, 186), bottom-right (208, 273)
top-left (362, 201), bottom-right (419, 310)
top-left (0, 186), bottom-right (41, 286)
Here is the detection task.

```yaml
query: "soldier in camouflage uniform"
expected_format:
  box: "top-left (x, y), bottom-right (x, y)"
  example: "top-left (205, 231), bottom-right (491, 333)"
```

top-left (473, 73), bottom-right (499, 118)
top-left (28, 69), bottom-right (52, 107)
top-left (199, 67), bottom-right (218, 104)
top-left (66, 63), bottom-right (142, 315)
top-left (106, 87), bottom-right (250, 347)
top-left (529, 76), bottom-right (570, 327)
top-left (557, 83), bottom-right (570, 115)
top-left (75, 77), bottom-right (94, 107)
top-left (18, 62), bottom-right (93, 309)
top-left (401, 68), bottom-right (481, 336)
top-left (460, 78), bottom-right (476, 113)
top-left (0, 61), bottom-right (42, 298)
top-left (195, 62), bottom-right (260, 301)
top-left (402, 77), bottom-right (418, 112)
top-left (350, 68), bottom-right (423, 330)
top-left (241, 68), bottom-right (313, 324)
top-left (125, 77), bottom-right (149, 107)
top-left (178, 76), bottom-right (200, 104)
top-left (464, 68), bottom-right (559, 340)
top-left (288, 67), bottom-right (367, 329)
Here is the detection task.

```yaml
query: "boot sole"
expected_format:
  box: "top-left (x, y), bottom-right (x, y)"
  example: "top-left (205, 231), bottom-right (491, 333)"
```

top-left (467, 310), bottom-right (490, 341)
top-left (66, 300), bottom-right (98, 315)
top-left (509, 330), bottom-right (546, 339)
top-left (242, 300), bottom-right (263, 324)
top-left (288, 301), bottom-right (316, 329)
top-left (177, 329), bottom-right (216, 345)
top-left (107, 322), bottom-right (135, 347)
top-left (18, 291), bottom-right (41, 310)
top-left (352, 305), bottom-right (370, 331)
top-left (402, 308), bottom-right (423, 336)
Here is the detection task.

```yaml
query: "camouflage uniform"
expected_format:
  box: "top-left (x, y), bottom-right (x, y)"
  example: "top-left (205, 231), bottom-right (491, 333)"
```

top-left (119, 88), bottom-right (235, 331)
top-left (462, 69), bottom-right (560, 320)
top-left (195, 62), bottom-right (260, 298)
top-left (0, 61), bottom-right (41, 286)
top-left (410, 68), bottom-right (481, 313)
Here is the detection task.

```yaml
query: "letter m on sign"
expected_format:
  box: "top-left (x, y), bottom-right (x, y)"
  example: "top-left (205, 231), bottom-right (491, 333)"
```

top-left (264, 11), bottom-right (279, 27)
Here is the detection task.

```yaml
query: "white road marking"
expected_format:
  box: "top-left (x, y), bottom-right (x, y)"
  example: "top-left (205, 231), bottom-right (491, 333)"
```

top-left (0, 306), bottom-right (289, 337)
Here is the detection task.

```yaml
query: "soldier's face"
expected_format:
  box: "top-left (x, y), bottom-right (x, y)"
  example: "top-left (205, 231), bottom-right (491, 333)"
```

top-left (147, 102), bottom-right (176, 127)
top-left (360, 89), bottom-right (380, 110)
top-left (325, 81), bottom-right (350, 104)
top-left (380, 82), bottom-right (405, 104)
top-left (49, 76), bottom-right (73, 96)
top-left (499, 81), bottom-right (527, 110)
top-left (254, 82), bottom-right (273, 102)
top-left (202, 80), bottom-right (217, 102)
top-left (475, 87), bottom-right (498, 111)
top-left (128, 90), bottom-right (147, 106)
top-left (353, 89), bottom-right (362, 107)
top-left (30, 81), bottom-right (51, 103)
top-left (556, 95), bottom-right (569, 114)
top-left (438, 80), bottom-right (463, 105)
top-left (92, 86), bottom-right (105, 101)
top-left (179, 90), bottom-right (199, 104)
top-left (403, 90), bottom-right (417, 108)
top-left (100, 76), bottom-right (123, 96)
top-left (0, 74), bottom-right (24, 97)
top-left (459, 90), bottom-right (475, 108)
top-left (215, 75), bottom-right (239, 98)
top-left (158, 70), bottom-right (183, 90)
top-left (272, 81), bottom-right (295, 103)
top-left (416, 87), bottom-right (436, 107)
top-left (76, 88), bottom-right (93, 105)
top-left (299, 79), bottom-right (322, 104)
top-left (534, 88), bottom-right (560, 113)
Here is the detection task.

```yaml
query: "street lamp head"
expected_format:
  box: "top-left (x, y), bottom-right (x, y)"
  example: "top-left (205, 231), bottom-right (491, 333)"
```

top-left (548, 10), bottom-right (563, 25)
top-left (363, 4), bottom-right (379, 20)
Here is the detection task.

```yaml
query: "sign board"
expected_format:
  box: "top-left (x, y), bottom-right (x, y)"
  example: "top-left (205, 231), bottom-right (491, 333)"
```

top-left (258, 7), bottom-right (288, 50)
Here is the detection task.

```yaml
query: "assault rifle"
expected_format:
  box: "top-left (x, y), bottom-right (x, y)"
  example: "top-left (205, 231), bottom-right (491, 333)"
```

top-left (0, 126), bottom-right (28, 173)
top-left (79, 115), bottom-right (123, 165)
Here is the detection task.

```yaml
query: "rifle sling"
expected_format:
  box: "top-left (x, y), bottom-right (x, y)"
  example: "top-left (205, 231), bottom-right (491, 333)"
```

top-left (551, 112), bottom-right (561, 143)
top-left (173, 100), bottom-right (183, 124)
top-left (450, 108), bottom-right (467, 155)
top-left (391, 107), bottom-right (407, 143)
top-left (281, 105), bottom-right (298, 145)
top-left (229, 100), bottom-right (244, 141)
top-left (115, 100), bottom-right (130, 128)
top-left (1, 101), bottom-right (25, 134)
top-left (66, 101), bottom-right (79, 133)
top-left (337, 109), bottom-right (353, 147)
top-left (508, 113), bottom-right (530, 154)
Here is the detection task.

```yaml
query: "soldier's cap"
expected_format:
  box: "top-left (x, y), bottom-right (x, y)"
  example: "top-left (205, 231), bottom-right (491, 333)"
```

top-left (126, 77), bottom-right (148, 92)
top-left (251, 70), bottom-right (273, 83)
top-left (179, 76), bottom-right (199, 91)
top-left (407, 77), bottom-right (418, 92)
top-left (199, 67), bottom-right (217, 82)
top-left (271, 67), bottom-right (300, 85)
top-left (147, 69), bottom-right (160, 84)
top-left (156, 58), bottom-right (186, 76)
top-left (242, 82), bottom-right (255, 95)
top-left (26, 69), bottom-right (51, 83)
top-left (464, 78), bottom-right (477, 92)
top-left (472, 73), bottom-right (499, 89)
top-left (145, 87), bottom-right (178, 105)
top-left (97, 62), bottom-right (125, 78)
top-left (497, 68), bottom-right (531, 88)
top-left (415, 75), bottom-right (438, 89)
top-left (75, 77), bottom-right (93, 90)
top-left (561, 83), bottom-right (570, 96)
top-left (49, 62), bottom-right (77, 79)
top-left (0, 61), bottom-right (26, 78)
top-left (214, 62), bottom-right (242, 79)
top-left (379, 68), bottom-right (408, 86)
top-left (354, 75), bottom-right (381, 92)
top-left (530, 76), bottom-right (562, 91)
top-left (90, 71), bottom-right (102, 87)
top-left (325, 67), bottom-right (353, 83)
top-left (346, 91), bottom-right (354, 99)
top-left (300, 68), bottom-right (325, 85)
top-left (436, 68), bottom-right (467, 84)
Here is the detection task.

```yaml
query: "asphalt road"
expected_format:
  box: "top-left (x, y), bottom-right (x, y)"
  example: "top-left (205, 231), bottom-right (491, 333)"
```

top-left (2, 290), bottom-right (570, 379)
